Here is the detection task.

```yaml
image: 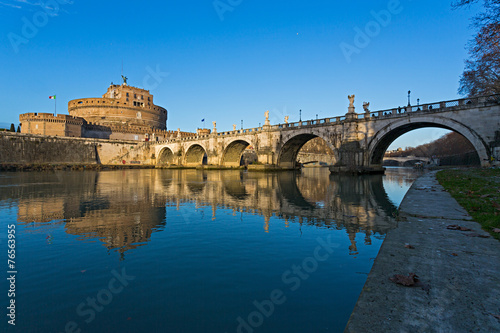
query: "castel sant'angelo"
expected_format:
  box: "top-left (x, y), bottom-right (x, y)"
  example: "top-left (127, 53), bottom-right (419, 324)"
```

top-left (19, 77), bottom-right (196, 141)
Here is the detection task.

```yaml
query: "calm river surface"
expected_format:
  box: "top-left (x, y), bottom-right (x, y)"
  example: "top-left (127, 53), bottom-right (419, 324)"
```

top-left (0, 167), bottom-right (423, 333)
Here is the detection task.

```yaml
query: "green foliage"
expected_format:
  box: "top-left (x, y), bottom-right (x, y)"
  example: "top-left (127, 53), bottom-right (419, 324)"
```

top-left (437, 168), bottom-right (500, 239)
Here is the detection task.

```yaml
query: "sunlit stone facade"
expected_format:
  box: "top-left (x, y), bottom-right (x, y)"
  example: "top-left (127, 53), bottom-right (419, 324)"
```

top-left (20, 82), bottom-right (194, 141)
top-left (68, 83), bottom-right (167, 130)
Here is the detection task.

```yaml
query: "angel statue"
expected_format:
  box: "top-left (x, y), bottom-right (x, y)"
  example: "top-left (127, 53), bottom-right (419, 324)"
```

top-left (363, 102), bottom-right (370, 113)
top-left (348, 94), bottom-right (355, 107)
top-left (121, 75), bottom-right (128, 85)
top-left (284, 116), bottom-right (289, 124)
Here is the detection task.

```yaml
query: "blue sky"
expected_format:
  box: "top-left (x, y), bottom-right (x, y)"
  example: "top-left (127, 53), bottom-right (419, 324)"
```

top-left (0, 0), bottom-right (480, 149)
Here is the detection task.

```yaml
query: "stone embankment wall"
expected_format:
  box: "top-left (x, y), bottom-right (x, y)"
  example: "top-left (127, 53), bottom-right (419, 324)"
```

top-left (0, 133), bottom-right (97, 164)
top-left (0, 133), bottom-right (154, 166)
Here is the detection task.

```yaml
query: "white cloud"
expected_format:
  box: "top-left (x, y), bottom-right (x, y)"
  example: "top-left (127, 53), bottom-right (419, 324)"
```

top-left (0, 1), bottom-right (22, 8)
top-left (0, 0), bottom-right (71, 16)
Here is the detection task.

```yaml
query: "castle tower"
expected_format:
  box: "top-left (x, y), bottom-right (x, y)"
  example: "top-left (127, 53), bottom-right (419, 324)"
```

top-left (68, 82), bottom-right (167, 130)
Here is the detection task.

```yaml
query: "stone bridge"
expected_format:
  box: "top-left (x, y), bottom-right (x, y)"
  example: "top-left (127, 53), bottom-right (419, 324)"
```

top-left (383, 156), bottom-right (432, 166)
top-left (151, 95), bottom-right (500, 173)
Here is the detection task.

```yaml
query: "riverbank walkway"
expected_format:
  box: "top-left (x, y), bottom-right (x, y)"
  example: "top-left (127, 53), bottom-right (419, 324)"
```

top-left (345, 171), bottom-right (500, 332)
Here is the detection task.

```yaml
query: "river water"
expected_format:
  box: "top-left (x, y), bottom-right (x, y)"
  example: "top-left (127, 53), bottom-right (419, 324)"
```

top-left (0, 167), bottom-right (423, 333)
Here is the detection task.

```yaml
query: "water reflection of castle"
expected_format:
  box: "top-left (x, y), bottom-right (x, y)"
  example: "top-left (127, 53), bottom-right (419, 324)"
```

top-left (11, 169), bottom-right (398, 255)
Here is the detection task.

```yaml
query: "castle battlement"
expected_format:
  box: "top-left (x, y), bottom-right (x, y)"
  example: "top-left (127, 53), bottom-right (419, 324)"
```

top-left (20, 113), bottom-right (85, 126)
top-left (68, 83), bottom-right (167, 130)
top-left (19, 81), bottom-right (189, 141)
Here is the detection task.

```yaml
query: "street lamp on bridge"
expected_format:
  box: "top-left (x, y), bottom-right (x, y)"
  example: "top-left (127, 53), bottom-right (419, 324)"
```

top-left (299, 109), bottom-right (302, 122)
top-left (408, 90), bottom-right (411, 106)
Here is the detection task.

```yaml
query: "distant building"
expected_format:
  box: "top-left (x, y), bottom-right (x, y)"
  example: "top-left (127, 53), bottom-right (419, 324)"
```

top-left (20, 81), bottom-right (195, 141)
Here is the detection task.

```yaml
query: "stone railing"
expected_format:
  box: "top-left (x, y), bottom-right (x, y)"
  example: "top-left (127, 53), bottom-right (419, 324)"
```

top-left (366, 94), bottom-right (500, 119)
top-left (152, 94), bottom-right (500, 144)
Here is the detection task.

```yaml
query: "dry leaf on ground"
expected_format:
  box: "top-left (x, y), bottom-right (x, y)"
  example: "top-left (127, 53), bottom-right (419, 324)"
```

top-left (404, 244), bottom-right (415, 249)
top-left (389, 273), bottom-right (418, 286)
top-left (465, 233), bottom-right (490, 238)
top-left (447, 225), bottom-right (472, 231)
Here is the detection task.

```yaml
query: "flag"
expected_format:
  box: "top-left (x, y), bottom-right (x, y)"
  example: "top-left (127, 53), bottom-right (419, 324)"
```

top-left (49, 95), bottom-right (56, 100)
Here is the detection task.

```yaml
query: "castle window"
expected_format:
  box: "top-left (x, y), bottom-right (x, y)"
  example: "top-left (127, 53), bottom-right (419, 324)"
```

top-left (126, 98), bottom-right (129, 102)
top-left (78, 101), bottom-right (83, 104)
top-left (126, 93), bottom-right (129, 97)
top-left (148, 97), bottom-right (150, 101)
top-left (141, 95), bottom-right (144, 100)
top-left (134, 94), bottom-right (137, 99)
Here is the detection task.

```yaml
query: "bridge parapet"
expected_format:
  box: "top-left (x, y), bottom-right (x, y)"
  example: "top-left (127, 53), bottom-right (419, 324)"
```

top-left (366, 94), bottom-right (500, 119)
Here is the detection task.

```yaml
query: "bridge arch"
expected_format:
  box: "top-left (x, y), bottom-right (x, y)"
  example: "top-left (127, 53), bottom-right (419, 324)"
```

top-left (368, 117), bottom-right (488, 166)
top-left (158, 147), bottom-right (175, 165)
top-left (278, 133), bottom-right (337, 168)
top-left (221, 139), bottom-right (251, 167)
top-left (184, 144), bottom-right (208, 167)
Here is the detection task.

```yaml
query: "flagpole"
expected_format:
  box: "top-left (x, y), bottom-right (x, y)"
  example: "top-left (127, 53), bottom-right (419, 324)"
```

top-left (55, 96), bottom-right (57, 116)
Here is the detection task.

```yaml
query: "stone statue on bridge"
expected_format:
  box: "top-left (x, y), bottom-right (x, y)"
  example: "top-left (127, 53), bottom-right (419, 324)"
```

top-left (233, 124), bottom-right (237, 131)
top-left (348, 95), bottom-right (355, 107)
top-left (363, 102), bottom-right (370, 113)
top-left (284, 116), bottom-right (289, 124)
top-left (348, 94), bottom-right (356, 114)
top-left (264, 111), bottom-right (270, 126)
top-left (213, 121), bottom-right (217, 133)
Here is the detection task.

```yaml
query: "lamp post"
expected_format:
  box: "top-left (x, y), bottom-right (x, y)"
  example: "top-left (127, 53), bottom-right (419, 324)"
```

top-left (417, 98), bottom-right (420, 106)
top-left (299, 109), bottom-right (302, 122)
top-left (241, 120), bottom-right (243, 129)
top-left (407, 90), bottom-right (411, 106)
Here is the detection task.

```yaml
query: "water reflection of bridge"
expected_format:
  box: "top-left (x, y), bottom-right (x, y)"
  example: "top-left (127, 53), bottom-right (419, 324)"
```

top-left (6, 169), bottom-right (400, 255)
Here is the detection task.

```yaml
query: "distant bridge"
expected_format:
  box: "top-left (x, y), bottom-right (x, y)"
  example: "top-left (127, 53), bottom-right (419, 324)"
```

top-left (383, 156), bottom-right (432, 166)
top-left (124, 95), bottom-right (500, 173)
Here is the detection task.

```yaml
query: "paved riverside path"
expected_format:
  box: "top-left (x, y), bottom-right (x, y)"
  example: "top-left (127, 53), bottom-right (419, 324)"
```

top-left (344, 171), bottom-right (500, 333)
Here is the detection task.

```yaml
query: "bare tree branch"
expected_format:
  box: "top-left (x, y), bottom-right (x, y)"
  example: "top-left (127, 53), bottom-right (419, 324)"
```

top-left (455, 1), bottom-right (500, 96)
